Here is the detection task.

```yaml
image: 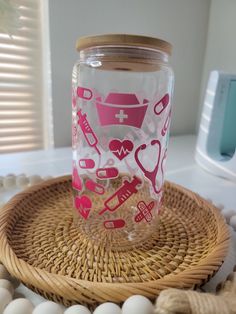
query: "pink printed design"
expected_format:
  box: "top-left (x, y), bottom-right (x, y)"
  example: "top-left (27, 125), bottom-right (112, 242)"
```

top-left (99, 176), bottom-right (142, 215)
top-left (135, 140), bottom-right (162, 194)
top-left (154, 93), bottom-right (170, 115)
top-left (96, 93), bottom-right (148, 128)
top-left (77, 109), bottom-right (101, 155)
top-left (79, 158), bottom-right (95, 169)
top-left (72, 166), bottom-right (82, 191)
top-left (135, 201), bottom-right (155, 223)
top-left (85, 179), bottom-right (105, 195)
top-left (162, 109), bottom-right (172, 136)
top-left (96, 167), bottom-right (119, 179)
top-left (74, 195), bottom-right (92, 220)
top-left (109, 139), bottom-right (134, 161)
top-left (104, 219), bottom-right (126, 229)
top-left (72, 87), bottom-right (77, 107)
top-left (72, 125), bottom-right (77, 147)
top-left (102, 158), bottom-right (115, 168)
top-left (158, 149), bottom-right (168, 193)
top-left (77, 86), bottom-right (93, 100)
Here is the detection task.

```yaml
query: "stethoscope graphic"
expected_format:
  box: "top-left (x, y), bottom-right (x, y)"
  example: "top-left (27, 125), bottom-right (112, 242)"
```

top-left (134, 139), bottom-right (162, 194)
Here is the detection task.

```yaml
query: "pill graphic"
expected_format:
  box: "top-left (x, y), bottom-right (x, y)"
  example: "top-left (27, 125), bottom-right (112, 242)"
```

top-left (96, 167), bottom-right (119, 179)
top-left (77, 86), bottom-right (93, 100)
top-left (85, 179), bottom-right (105, 195)
top-left (79, 158), bottom-right (95, 169)
top-left (104, 219), bottom-right (126, 229)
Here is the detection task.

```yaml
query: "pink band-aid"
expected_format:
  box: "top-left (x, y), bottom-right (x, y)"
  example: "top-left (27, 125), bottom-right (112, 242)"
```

top-left (96, 167), bottom-right (119, 179)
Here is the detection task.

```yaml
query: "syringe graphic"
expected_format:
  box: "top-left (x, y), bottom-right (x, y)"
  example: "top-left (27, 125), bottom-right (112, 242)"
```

top-left (99, 176), bottom-right (142, 215)
top-left (77, 109), bottom-right (101, 155)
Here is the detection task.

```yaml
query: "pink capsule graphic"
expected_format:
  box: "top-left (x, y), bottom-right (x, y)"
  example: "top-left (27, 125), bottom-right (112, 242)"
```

top-left (77, 86), bottom-right (93, 100)
top-left (96, 167), bottom-right (119, 179)
top-left (85, 179), bottom-right (105, 195)
top-left (104, 219), bottom-right (126, 229)
top-left (79, 158), bottom-right (95, 169)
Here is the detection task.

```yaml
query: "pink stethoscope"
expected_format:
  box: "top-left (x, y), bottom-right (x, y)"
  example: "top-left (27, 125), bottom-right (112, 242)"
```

top-left (134, 139), bottom-right (162, 194)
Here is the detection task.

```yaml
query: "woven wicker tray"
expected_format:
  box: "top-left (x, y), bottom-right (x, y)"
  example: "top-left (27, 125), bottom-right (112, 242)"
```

top-left (0, 176), bottom-right (230, 306)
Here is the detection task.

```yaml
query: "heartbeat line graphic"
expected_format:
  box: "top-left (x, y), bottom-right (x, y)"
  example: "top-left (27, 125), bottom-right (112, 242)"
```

top-left (111, 147), bottom-right (132, 156)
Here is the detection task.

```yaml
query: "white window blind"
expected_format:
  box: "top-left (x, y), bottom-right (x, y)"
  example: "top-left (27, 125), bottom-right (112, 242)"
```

top-left (0, 0), bottom-right (51, 154)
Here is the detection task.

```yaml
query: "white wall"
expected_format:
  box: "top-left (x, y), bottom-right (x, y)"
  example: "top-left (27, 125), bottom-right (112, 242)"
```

top-left (48, 0), bottom-right (210, 147)
top-left (199, 0), bottom-right (236, 123)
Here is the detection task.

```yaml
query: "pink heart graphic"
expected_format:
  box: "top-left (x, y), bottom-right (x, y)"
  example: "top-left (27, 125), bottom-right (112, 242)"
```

top-left (109, 139), bottom-right (134, 161)
top-left (74, 195), bottom-right (92, 220)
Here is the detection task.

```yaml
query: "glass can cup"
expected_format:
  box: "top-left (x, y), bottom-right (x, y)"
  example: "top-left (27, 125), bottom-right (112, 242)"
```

top-left (72, 34), bottom-right (174, 250)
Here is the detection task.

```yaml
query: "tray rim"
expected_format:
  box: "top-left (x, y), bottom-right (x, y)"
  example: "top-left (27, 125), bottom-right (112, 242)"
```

top-left (0, 175), bottom-right (230, 304)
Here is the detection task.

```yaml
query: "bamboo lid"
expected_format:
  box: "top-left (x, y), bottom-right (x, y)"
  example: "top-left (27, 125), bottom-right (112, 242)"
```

top-left (76, 34), bottom-right (172, 55)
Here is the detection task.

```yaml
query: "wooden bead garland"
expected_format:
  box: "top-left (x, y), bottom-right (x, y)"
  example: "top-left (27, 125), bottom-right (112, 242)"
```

top-left (154, 271), bottom-right (236, 314)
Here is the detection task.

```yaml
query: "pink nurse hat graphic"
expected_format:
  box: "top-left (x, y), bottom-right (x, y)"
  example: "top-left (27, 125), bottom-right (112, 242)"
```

top-left (96, 92), bottom-right (148, 128)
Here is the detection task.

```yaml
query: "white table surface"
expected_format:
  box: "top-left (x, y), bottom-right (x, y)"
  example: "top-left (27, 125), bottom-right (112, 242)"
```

top-left (0, 135), bottom-right (236, 306)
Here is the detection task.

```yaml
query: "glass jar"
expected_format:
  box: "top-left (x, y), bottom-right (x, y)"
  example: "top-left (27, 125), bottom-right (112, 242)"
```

top-left (72, 34), bottom-right (174, 250)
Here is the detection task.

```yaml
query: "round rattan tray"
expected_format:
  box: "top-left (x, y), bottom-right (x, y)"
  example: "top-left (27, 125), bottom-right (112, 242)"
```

top-left (0, 176), bottom-right (230, 306)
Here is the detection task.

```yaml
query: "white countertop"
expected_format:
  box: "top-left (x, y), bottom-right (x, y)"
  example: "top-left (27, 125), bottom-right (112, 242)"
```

top-left (0, 135), bottom-right (236, 306)
top-left (1, 135), bottom-right (236, 209)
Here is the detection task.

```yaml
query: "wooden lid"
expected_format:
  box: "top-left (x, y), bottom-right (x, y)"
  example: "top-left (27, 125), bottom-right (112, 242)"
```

top-left (76, 34), bottom-right (172, 55)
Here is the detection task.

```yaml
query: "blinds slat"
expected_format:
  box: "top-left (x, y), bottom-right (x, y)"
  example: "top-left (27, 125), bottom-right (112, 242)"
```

top-left (0, 76), bottom-right (36, 85)
top-left (0, 37), bottom-right (39, 48)
top-left (0, 93), bottom-right (34, 101)
top-left (0, 134), bottom-right (41, 143)
top-left (0, 118), bottom-right (39, 126)
top-left (0, 135), bottom-right (41, 143)
top-left (0, 83), bottom-right (35, 89)
top-left (0, 143), bottom-right (42, 154)
top-left (0, 127), bottom-right (39, 137)
top-left (16, 28), bottom-right (39, 37)
top-left (0, 44), bottom-right (36, 55)
top-left (0, 53), bottom-right (33, 63)
top-left (19, 8), bottom-right (38, 19)
top-left (0, 101), bottom-right (36, 109)
top-left (0, 110), bottom-right (38, 119)
top-left (0, 62), bottom-right (34, 70)
top-left (16, 0), bottom-right (38, 9)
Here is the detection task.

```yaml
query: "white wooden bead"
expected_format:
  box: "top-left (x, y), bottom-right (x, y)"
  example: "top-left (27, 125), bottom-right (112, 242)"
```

top-left (216, 203), bottom-right (224, 210)
top-left (16, 175), bottom-right (29, 188)
top-left (3, 176), bottom-right (16, 189)
top-left (221, 209), bottom-right (235, 224)
top-left (0, 287), bottom-right (12, 313)
top-left (93, 302), bottom-right (121, 314)
top-left (33, 301), bottom-right (63, 314)
top-left (229, 215), bottom-right (236, 230)
top-left (64, 304), bottom-right (91, 314)
top-left (0, 280), bottom-right (14, 296)
top-left (11, 278), bottom-right (20, 289)
top-left (29, 175), bottom-right (43, 186)
top-left (3, 298), bottom-right (34, 314)
top-left (0, 264), bottom-right (11, 281)
top-left (122, 295), bottom-right (154, 314)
